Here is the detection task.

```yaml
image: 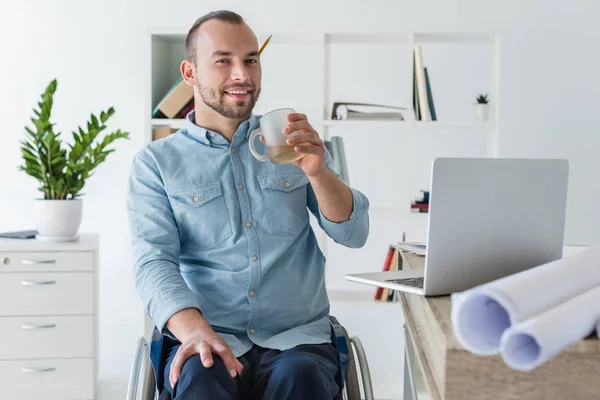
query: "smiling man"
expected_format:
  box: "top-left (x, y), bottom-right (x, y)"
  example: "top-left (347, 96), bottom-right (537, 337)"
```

top-left (127, 10), bottom-right (370, 400)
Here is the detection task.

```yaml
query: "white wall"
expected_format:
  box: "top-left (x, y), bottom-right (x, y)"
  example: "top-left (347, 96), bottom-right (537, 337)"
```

top-left (1, 0), bottom-right (599, 397)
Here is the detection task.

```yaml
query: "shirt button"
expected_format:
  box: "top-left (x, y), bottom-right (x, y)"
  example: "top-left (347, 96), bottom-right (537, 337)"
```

top-left (283, 181), bottom-right (291, 188)
top-left (249, 328), bottom-right (255, 334)
top-left (192, 195), bottom-right (199, 203)
top-left (249, 290), bottom-right (256, 297)
top-left (237, 183), bottom-right (244, 190)
top-left (232, 147), bottom-right (237, 152)
top-left (245, 221), bottom-right (252, 228)
top-left (251, 255), bottom-right (258, 262)
top-left (209, 132), bottom-right (216, 137)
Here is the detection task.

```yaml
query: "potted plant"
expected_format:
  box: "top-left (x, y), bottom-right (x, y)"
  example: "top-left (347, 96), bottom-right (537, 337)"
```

top-left (18, 79), bottom-right (129, 241)
top-left (475, 93), bottom-right (491, 122)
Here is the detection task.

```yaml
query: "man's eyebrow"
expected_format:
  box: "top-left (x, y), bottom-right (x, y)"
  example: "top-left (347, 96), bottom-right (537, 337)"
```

top-left (211, 50), bottom-right (260, 57)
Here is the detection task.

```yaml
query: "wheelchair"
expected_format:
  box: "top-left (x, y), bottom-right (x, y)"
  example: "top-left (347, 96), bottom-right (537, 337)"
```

top-left (126, 316), bottom-right (373, 400)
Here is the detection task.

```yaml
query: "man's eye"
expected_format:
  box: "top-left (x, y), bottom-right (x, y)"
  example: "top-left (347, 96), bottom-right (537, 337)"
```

top-left (245, 59), bottom-right (258, 64)
top-left (216, 59), bottom-right (229, 64)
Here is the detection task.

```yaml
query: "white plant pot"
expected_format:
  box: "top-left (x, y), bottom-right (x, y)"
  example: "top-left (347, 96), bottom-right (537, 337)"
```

top-left (475, 103), bottom-right (491, 122)
top-left (33, 199), bottom-right (82, 241)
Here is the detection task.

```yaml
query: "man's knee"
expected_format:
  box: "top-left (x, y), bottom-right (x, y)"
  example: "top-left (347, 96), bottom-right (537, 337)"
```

top-left (168, 355), bottom-right (237, 399)
top-left (269, 348), bottom-right (340, 398)
top-left (271, 356), bottom-right (324, 387)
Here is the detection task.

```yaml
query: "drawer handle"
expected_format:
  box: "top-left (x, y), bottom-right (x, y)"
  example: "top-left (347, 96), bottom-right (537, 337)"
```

top-left (21, 324), bottom-right (57, 330)
top-left (21, 259), bottom-right (56, 265)
top-left (1, 257), bottom-right (9, 265)
top-left (21, 280), bottom-right (57, 286)
top-left (21, 367), bottom-right (56, 373)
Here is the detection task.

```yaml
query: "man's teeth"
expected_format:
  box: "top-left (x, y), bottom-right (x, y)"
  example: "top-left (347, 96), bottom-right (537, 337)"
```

top-left (227, 90), bottom-right (249, 94)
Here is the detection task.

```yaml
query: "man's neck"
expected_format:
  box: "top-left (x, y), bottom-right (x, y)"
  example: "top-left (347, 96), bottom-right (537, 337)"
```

top-left (194, 104), bottom-right (246, 143)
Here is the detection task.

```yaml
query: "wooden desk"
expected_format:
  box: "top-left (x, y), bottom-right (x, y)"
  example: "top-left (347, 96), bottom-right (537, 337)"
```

top-left (398, 251), bottom-right (600, 400)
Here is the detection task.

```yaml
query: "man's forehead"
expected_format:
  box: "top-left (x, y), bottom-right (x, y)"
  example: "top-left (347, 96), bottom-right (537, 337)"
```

top-left (196, 21), bottom-right (258, 55)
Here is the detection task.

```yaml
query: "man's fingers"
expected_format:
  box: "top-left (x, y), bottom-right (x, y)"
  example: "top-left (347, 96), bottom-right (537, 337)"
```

top-left (169, 345), bottom-right (194, 387)
top-left (235, 359), bottom-right (244, 376)
top-left (286, 112), bottom-right (307, 122)
top-left (198, 343), bottom-right (214, 368)
top-left (287, 131), bottom-right (321, 147)
top-left (294, 144), bottom-right (323, 155)
top-left (283, 120), bottom-right (313, 135)
top-left (214, 343), bottom-right (239, 378)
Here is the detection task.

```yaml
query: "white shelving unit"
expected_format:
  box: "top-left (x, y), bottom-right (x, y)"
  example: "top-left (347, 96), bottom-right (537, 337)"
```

top-left (148, 29), bottom-right (501, 290)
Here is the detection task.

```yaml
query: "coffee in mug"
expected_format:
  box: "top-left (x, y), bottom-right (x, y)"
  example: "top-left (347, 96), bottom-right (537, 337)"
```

top-left (249, 108), bottom-right (306, 164)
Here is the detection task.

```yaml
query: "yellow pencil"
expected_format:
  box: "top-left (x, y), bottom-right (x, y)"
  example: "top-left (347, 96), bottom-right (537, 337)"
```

top-left (259, 35), bottom-right (272, 55)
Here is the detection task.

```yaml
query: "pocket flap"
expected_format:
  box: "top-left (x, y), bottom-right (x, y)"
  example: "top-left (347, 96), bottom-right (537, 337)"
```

top-left (169, 182), bottom-right (223, 207)
top-left (257, 173), bottom-right (310, 193)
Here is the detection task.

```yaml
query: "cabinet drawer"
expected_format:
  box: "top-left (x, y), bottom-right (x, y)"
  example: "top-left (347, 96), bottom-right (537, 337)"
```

top-left (0, 358), bottom-right (93, 400)
top-left (0, 273), bottom-right (93, 316)
top-left (0, 316), bottom-right (93, 360)
top-left (0, 251), bottom-right (93, 273)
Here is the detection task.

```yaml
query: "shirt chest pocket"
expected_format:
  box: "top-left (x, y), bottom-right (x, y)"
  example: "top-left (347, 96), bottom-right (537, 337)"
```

top-left (257, 173), bottom-right (310, 236)
top-left (168, 181), bottom-right (233, 249)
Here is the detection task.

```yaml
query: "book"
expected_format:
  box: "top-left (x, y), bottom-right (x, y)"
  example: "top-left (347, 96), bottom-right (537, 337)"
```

top-left (346, 110), bottom-right (404, 120)
top-left (0, 230), bottom-right (37, 239)
top-left (383, 249), bottom-right (400, 302)
top-left (424, 67), bottom-right (437, 121)
top-left (413, 51), bottom-right (421, 121)
top-left (331, 102), bottom-right (406, 121)
top-left (152, 77), bottom-right (194, 119)
top-left (330, 136), bottom-right (350, 185)
top-left (152, 127), bottom-right (179, 141)
top-left (413, 46), bottom-right (431, 122)
top-left (375, 246), bottom-right (396, 300)
top-left (176, 99), bottom-right (195, 119)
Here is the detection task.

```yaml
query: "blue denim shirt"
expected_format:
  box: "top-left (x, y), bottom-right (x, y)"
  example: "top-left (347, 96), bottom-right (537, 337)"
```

top-left (127, 111), bottom-right (370, 357)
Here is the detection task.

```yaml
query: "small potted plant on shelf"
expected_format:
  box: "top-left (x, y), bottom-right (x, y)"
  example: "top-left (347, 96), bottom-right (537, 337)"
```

top-left (18, 79), bottom-right (129, 242)
top-left (475, 93), bottom-right (491, 122)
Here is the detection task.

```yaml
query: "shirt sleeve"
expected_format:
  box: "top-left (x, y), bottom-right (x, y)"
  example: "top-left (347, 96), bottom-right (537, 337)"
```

top-left (127, 150), bottom-right (202, 333)
top-left (307, 148), bottom-right (370, 248)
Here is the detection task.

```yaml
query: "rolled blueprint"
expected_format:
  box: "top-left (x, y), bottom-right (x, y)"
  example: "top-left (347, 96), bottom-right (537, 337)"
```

top-left (500, 284), bottom-right (600, 371)
top-left (451, 246), bottom-right (600, 355)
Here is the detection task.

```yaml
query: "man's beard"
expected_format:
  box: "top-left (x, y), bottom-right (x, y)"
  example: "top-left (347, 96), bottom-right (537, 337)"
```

top-left (197, 82), bottom-right (261, 120)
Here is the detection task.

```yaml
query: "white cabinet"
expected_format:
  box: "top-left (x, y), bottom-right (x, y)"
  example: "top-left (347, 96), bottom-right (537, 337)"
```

top-left (0, 233), bottom-right (99, 400)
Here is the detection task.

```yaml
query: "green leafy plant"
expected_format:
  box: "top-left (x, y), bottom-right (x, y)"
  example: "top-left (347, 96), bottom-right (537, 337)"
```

top-left (476, 93), bottom-right (489, 104)
top-left (19, 79), bottom-right (129, 199)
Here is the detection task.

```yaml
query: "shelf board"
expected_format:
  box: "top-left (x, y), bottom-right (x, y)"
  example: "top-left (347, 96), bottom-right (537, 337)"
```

top-left (151, 118), bottom-right (496, 132)
top-left (414, 32), bottom-right (499, 44)
top-left (326, 32), bottom-right (412, 44)
top-left (151, 118), bottom-right (187, 129)
top-left (151, 118), bottom-right (497, 131)
top-left (323, 119), bottom-right (496, 129)
top-left (368, 206), bottom-right (430, 214)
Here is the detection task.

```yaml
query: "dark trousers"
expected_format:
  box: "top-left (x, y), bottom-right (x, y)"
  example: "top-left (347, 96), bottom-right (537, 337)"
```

top-left (163, 337), bottom-right (341, 400)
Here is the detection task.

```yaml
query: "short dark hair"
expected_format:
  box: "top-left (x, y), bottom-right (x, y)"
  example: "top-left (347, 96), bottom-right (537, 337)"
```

top-left (185, 10), bottom-right (245, 63)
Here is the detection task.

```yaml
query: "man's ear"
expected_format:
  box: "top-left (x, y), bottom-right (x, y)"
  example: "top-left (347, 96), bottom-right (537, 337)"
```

top-left (181, 60), bottom-right (197, 86)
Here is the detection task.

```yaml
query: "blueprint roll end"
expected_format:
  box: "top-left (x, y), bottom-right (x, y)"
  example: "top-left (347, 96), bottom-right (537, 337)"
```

top-left (501, 330), bottom-right (541, 372)
top-left (452, 292), bottom-right (511, 355)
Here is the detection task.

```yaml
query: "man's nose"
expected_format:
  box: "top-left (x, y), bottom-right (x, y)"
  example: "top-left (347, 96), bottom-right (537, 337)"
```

top-left (231, 61), bottom-right (250, 82)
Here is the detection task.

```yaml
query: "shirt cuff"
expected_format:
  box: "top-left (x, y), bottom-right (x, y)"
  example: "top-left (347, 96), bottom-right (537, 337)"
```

top-left (152, 293), bottom-right (202, 336)
top-left (318, 186), bottom-right (369, 242)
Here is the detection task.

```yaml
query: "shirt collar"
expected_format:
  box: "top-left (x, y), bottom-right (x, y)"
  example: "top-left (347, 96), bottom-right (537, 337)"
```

top-left (185, 110), bottom-right (260, 146)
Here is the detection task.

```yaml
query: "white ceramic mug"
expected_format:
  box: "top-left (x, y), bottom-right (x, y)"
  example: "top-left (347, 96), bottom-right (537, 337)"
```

top-left (248, 108), bottom-right (306, 164)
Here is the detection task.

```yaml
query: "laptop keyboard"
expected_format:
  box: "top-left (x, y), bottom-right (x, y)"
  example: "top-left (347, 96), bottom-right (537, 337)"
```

top-left (385, 277), bottom-right (424, 289)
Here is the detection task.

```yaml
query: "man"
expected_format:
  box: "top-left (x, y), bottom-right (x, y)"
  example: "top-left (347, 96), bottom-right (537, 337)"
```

top-left (127, 10), bottom-right (369, 400)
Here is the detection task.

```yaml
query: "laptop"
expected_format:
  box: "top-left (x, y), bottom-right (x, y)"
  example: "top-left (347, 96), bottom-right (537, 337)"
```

top-left (346, 157), bottom-right (570, 296)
